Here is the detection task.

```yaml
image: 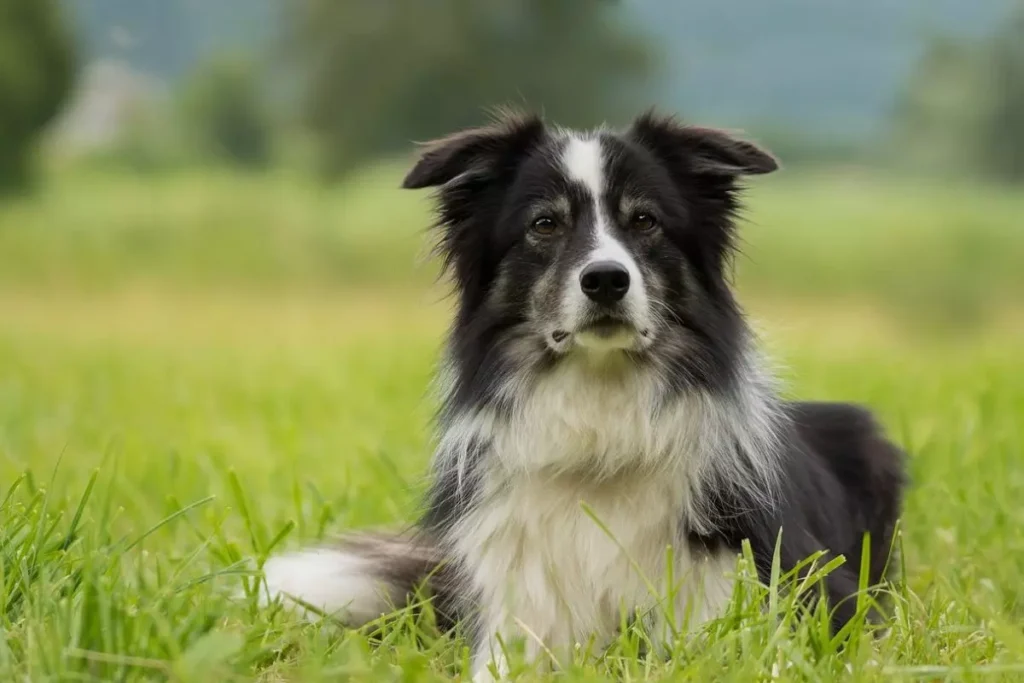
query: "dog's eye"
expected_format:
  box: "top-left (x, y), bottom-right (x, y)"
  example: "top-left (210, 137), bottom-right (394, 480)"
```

top-left (631, 213), bottom-right (657, 232)
top-left (531, 216), bottom-right (558, 235)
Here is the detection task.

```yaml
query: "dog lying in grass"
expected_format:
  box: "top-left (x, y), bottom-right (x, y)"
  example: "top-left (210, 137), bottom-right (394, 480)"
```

top-left (260, 110), bottom-right (907, 681)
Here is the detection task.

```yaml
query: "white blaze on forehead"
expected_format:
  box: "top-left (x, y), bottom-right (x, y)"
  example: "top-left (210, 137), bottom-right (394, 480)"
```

top-left (562, 135), bottom-right (605, 200)
top-left (561, 135), bottom-right (643, 285)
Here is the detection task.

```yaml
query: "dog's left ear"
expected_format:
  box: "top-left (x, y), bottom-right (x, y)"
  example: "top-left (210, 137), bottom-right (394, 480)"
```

top-left (628, 110), bottom-right (779, 177)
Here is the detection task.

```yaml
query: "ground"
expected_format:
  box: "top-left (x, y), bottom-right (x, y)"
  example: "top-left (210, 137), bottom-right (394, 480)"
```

top-left (1, 167), bottom-right (1022, 681)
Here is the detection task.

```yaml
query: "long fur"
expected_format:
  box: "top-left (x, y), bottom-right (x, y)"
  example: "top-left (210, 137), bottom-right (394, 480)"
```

top-left (261, 110), bottom-right (906, 681)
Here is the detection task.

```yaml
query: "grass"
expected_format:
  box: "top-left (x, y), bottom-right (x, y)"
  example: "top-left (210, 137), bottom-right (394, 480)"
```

top-left (1, 167), bottom-right (1024, 680)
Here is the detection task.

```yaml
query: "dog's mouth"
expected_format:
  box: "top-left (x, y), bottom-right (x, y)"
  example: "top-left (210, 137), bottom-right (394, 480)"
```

top-left (549, 316), bottom-right (651, 352)
top-left (579, 316), bottom-right (632, 338)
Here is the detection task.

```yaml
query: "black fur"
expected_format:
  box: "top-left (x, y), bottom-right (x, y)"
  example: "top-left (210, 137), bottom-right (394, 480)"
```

top-left (690, 402), bottom-right (906, 631)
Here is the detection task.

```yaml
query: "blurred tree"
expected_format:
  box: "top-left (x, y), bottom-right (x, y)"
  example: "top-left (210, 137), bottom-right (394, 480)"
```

top-left (891, 39), bottom-right (992, 176)
top-left (0, 0), bottom-right (75, 192)
top-left (894, 2), bottom-right (1024, 182)
top-left (287, 0), bottom-right (657, 178)
top-left (179, 55), bottom-right (274, 168)
top-left (980, 5), bottom-right (1024, 181)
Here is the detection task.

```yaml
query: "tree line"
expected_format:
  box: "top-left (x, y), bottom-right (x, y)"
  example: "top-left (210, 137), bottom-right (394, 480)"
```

top-left (1, 0), bottom-right (1022, 193)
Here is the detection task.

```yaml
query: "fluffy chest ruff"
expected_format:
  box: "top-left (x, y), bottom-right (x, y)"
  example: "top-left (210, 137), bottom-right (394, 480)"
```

top-left (432, 356), bottom-right (780, 670)
top-left (452, 473), bottom-right (738, 658)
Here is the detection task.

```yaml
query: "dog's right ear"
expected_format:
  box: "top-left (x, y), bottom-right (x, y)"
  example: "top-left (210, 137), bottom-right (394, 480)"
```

top-left (402, 111), bottom-right (546, 189)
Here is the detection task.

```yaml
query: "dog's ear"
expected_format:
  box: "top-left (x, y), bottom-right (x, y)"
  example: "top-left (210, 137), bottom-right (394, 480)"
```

top-left (402, 111), bottom-right (546, 189)
top-left (628, 110), bottom-right (778, 177)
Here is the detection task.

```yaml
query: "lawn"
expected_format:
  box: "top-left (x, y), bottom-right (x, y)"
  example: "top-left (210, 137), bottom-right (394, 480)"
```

top-left (1, 168), bottom-right (1023, 681)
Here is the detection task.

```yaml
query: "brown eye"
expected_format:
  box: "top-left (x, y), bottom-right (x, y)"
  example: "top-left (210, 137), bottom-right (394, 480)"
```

top-left (531, 216), bottom-right (557, 235)
top-left (631, 212), bottom-right (657, 232)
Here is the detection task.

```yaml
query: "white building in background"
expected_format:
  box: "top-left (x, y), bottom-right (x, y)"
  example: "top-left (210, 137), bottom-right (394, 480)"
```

top-left (48, 59), bottom-right (167, 156)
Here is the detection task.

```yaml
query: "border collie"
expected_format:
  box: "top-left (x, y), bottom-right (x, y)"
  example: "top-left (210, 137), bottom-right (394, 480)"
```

top-left (260, 110), bottom-right (906, 681)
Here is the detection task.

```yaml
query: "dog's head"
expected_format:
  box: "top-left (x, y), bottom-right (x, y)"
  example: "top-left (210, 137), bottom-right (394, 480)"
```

top-left (404, 110), bottom-right (777, 392)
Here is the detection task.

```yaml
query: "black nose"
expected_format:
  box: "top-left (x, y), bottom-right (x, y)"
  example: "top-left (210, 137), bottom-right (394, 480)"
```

top-left (580, 261), bottom-right (630, 305)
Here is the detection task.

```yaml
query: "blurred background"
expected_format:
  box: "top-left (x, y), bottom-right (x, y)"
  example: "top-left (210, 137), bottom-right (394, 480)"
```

top-left (2, 5), bottom-right (1024, 678)
top-left (1, 0), bottom-right (1023, 338)
top-left (1, 4), bottom-right (1023, 676)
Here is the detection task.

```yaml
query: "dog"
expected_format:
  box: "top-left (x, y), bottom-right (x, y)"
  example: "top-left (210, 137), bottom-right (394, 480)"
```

top-left (260, 110), bottom-right (907, 681)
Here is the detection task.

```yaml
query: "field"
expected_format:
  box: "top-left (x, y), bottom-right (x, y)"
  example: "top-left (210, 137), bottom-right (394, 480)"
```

top-left (1, 166), bottom-right (1023, 681)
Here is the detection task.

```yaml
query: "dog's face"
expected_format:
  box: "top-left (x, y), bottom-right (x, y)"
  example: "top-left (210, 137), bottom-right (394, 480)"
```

top-left (404, 111), bottom-right (777, 394)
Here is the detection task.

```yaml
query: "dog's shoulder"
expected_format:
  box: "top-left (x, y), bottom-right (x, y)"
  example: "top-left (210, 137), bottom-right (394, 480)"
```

top-left (784, 400), bottom-right (907, 494)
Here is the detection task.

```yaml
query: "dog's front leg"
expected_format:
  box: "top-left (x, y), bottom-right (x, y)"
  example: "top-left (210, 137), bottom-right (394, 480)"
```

top-left (469, 608), bottom-right (566, 682)
top-left (469, 610), bottom-right (524, 683)
top-left (643, 550), bottom-right (740, 657)
top-left (470, 638), bottom-right (510, 683)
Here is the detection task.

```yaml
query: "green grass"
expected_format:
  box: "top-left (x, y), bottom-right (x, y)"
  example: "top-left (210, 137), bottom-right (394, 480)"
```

top-left (2, 290), bottom-right (1023, 681)
top-left (1, 168), bottom-right (1024, 680)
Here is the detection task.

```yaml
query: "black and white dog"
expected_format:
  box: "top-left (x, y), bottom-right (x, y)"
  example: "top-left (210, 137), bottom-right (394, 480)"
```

top-left (261, 111), bottom-right (906, 680)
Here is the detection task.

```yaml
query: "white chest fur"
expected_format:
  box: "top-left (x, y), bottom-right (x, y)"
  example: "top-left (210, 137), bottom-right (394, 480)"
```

top-left (453, 472), bottom-right (738, 657)
top-left (438, 357), bottom-right (760, 674)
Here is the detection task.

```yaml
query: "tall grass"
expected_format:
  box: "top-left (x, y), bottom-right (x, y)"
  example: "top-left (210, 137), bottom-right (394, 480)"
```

top-left (2, 294), bottom-right (1023, 680)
